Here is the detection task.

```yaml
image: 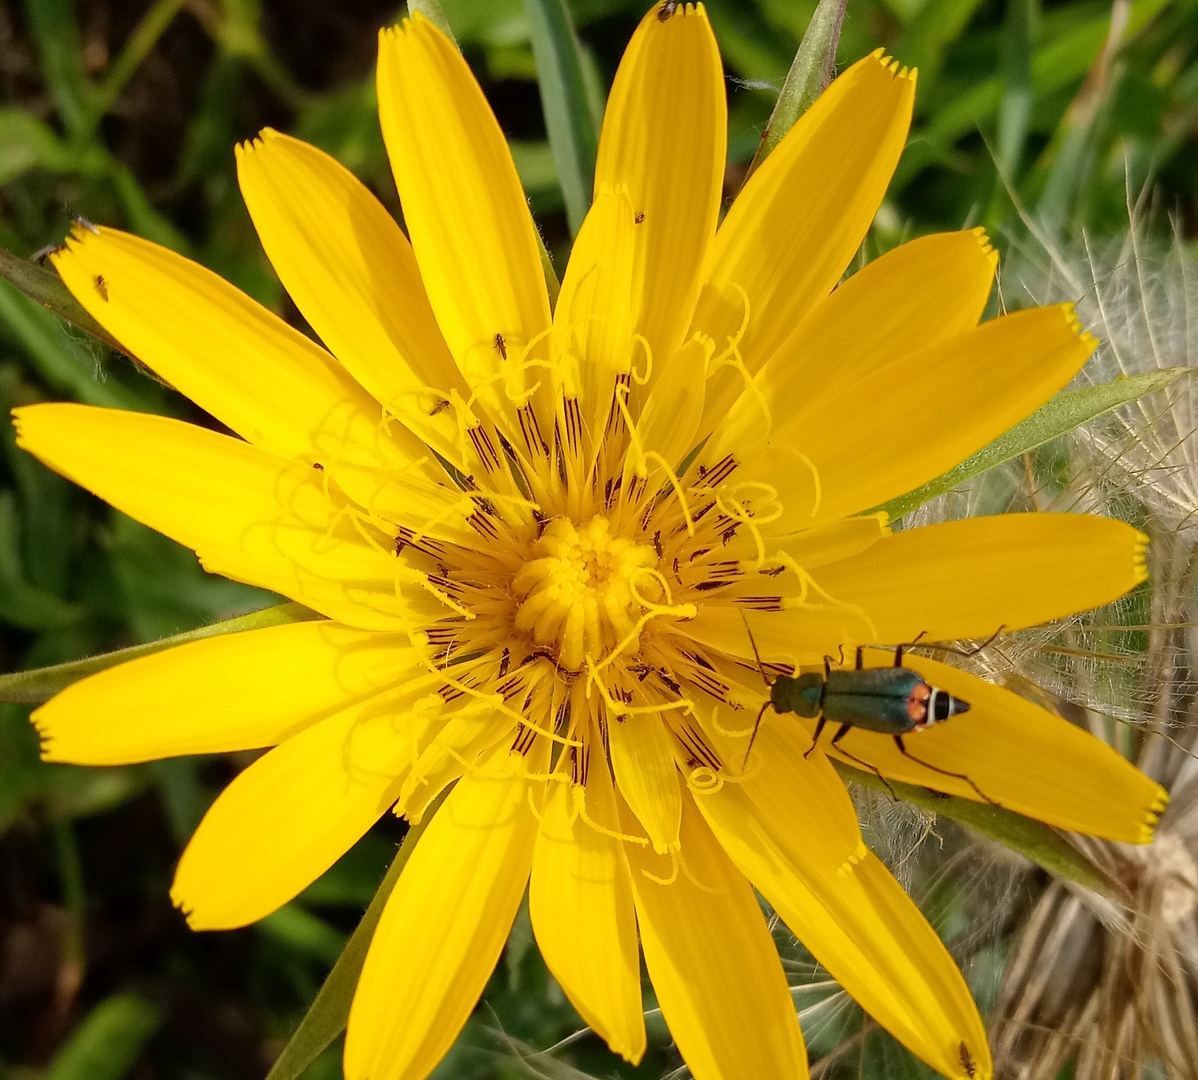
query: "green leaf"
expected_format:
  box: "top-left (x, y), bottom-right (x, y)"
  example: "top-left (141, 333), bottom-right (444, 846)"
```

top-left (832, 761), bottom-right (1123, 899)
top-left (261, 904), bottom-right (349, 965)
top-left (522, 0), bottom-right (598, 236)
top-left (745, 0), bottom-right (848, 181)
top-left (44, 994), bottom-right (160, 1080)
top-left (22, 0), bottom-right (93, 138)
top-left (0, 602), bottom-right (320, 705)
top-left (264, 791), bottom-right (449, 1080)
top-left (0, 109), bottom-right (81, 184)
top-left (876, 368), bottom-right (1191, 520)
top-left (0, 249), bottom-right (125, 355)
top-left (0, 490), bottom-right (82, 630)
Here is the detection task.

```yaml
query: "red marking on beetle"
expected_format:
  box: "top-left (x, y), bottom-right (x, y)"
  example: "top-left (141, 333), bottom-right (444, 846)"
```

top-left (907, 682), bottom-right (931, 724)
top-left (494, 332), bottom-right (507, 360)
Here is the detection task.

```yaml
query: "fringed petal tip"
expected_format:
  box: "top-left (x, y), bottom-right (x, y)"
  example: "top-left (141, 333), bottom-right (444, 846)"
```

top-left (866, 46), bottom-right (918, 86)
top-left (653, 2), bottom-right (708, 21)
top-left (968, 225), bottom-right (999, 266)
top-left (1058, 301), bottom-right (1101, 355)
top-left (28, 708), bottom-right (60, 763)
top-left (168, 888), bottom-right (202, 930)
top-left (1140, 785), bottom-right (1171, 844)
top-left (233, 126), bottom-right (282, 160)
top-left (1132, 529), bottom-right (1150, 587)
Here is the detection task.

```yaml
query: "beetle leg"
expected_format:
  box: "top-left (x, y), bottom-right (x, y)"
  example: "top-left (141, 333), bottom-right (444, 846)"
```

top-left (830, 726), bottom-right (897, 798)
top-left (961, 624), bottom-right (1006, 657)
top-left (803, 716), bottom-right (828, 759)
top-left (893, 736), bottom-right (999, 805)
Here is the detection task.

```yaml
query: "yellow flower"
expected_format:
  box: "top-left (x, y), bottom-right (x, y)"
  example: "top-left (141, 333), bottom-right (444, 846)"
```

top-left (11, 5), bottom-right (1166, 1080)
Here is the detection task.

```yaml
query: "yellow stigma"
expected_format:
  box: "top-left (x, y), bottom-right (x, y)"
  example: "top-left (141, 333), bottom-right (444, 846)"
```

top-left (511, 517), bottom-right (658, 672)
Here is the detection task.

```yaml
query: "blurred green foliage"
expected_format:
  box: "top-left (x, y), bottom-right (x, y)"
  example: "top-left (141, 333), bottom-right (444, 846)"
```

top-left (1, 0), bottom-right (1196, 1077)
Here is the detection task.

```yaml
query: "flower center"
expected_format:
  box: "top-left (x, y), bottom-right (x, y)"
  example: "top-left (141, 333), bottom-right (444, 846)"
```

top-left (511, 516), bottom-right (658, 672)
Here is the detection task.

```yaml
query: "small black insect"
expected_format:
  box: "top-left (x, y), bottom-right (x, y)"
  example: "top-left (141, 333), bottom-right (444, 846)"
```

top-left (959, 1042), bottom-right (976, 1078)
top-left (494, 332), bottom-right (507, 360)
top-left (93, 274), bottom-right (109, 301)
top-left (634, 211), bottom-right (646, 224)
top-left (429, 398), bottom-right (450, 416)
top-left (658, 0), bottom-right (680, 20)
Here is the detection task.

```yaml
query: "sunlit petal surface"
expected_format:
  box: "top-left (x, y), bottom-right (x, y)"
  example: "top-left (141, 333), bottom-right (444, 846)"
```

top-left (15, 5), bottom-right (1168, 1080)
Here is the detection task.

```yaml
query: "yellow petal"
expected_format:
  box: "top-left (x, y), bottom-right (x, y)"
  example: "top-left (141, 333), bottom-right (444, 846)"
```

top-left (235, 128), bottom-right (469, 467)
top-left (777, 514), bottom-right (891, 566)
top-left (825, 654), bottom-right (1168, 843)
top-left (49, 225), bottom-right (409, 466)
top-left (710, 229), bottom-right (997, 431)
top-left (711, 304), bottom-right (1097, 531)
top-left (33, 621), bottom-right (416, 764)
top-left (197, 539), bottom-right (448, 633)
top-left (396, 706), bottom-right (519, 822)
top-left (595, 2), bottom-right (726, 389)
top-left (554, 185), bottom-right (637, 449)
top-left (345, 743), bottom-right (543, 1080)
top-left (683, 603), bottom-right (870, 667)
top-left (12, 403), bottom-right (451, 632)
top-left (726, 713), bottom-right (865, 866)
top-left (172, 682), bottom-right (446, 929)
top-left (694, 750), bottom-right (991, 1080)
top-left (377, 16), bottom-right (551, 426)
top-left (632, 330), bottom-right (708, 480)
top-left (624, 790), bottom-right (809, 1080)
top-left (529, 724), bottom-right (644, 1063)
top-left (693, 51), bottom-right (915, 431)
top-left (812, 513), bottom-right (1148, 643)
top-left (608, 712), bottom-right (681, 853)
top-left (13, 404), bottom-right (340, 551)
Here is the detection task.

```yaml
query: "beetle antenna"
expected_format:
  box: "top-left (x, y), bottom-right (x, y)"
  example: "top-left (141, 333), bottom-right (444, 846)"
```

top-left (738, 612), bottom-right (774, 772)
top-left (741, 700), bottom-right (770, 772)
top-left (738, 610), bottom-right (770, 684)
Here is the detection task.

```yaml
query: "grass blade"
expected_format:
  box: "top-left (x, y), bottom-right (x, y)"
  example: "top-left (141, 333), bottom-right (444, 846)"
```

top-left (523, 0), bottom-right (599, 236)
top-left (875, 368), bottom-right (1191, 520)
top-left (264, 791), bottom-right (448, 1080)
top-left (0, 602), bottom-right (320, 705)
top-left (745, 0), bottom-right (848, 181)
top-left (45, 994), bottom-right (160, 1080)
top-left (22, 0), bottom-right (92, 138)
